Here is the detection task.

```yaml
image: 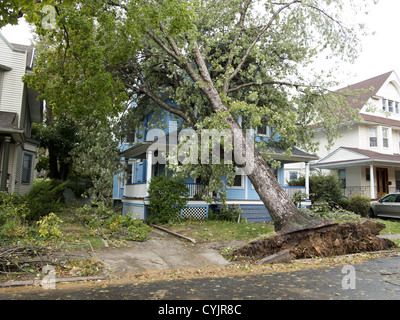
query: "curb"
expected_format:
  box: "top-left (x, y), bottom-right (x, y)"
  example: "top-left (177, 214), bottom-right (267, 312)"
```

top-left (0, 275), bottom-right (108, 288)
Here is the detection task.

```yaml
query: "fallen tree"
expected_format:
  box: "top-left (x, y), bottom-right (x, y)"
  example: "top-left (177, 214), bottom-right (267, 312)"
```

top-left (231, 221), bottom-right (396, 261)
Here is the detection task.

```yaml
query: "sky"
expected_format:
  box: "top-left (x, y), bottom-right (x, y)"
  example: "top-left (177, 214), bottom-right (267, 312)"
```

top-left (0, 0), bottom-right (399, 86)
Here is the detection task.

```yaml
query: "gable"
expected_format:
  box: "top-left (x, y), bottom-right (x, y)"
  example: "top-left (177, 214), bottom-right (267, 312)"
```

top-left (376, 80), bottom-right (400, 103)
top-left (318, 147), bottom-right (369, 164)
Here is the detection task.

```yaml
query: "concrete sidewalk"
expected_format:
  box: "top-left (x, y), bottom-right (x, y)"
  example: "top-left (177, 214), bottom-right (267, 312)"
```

top-left (91, 228), bottom-right (238, 274)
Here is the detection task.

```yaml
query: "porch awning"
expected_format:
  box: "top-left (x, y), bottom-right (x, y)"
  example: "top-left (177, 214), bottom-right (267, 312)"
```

top-left (120, 134), bottom-right (319, 164)
top-left (0, 111), bottom-right (25, 142)
top-left (312, 147), bottom-right (400, 169)
top-left (258, 144), bottom-right (319, 163)
top-left (119, 141), bottom-right (155, 159)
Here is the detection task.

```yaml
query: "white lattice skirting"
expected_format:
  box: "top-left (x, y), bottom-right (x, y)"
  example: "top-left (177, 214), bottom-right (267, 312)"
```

top-left (181, 206), bottom-right (208, 220)
top-left (123, 204), bottom-right (145, 219)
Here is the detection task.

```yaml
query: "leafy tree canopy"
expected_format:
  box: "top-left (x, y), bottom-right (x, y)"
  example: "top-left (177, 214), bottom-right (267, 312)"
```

top-left (7, 0), bottom-right (376, 231)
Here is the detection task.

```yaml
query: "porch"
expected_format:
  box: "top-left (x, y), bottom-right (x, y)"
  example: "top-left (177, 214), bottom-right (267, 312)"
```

top-left (343, 185), bottom-right (398, 200)
top-left (313, 147), bottom-right (400, 200)
top-left (123, 181), bottom-right (307, 200)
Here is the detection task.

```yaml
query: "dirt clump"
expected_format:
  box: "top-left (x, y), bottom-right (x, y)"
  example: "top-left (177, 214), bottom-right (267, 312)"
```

top-left (231, 222), bottom-right (396, 261)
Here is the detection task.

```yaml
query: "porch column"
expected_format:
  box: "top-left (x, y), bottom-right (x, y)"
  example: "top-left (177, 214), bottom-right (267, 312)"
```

top-left (305, 162), bottom-right (310, 199)
top-left (370, 164), bottom-right (375, 199)
top-left (145, 150), bottom-right (153, 197)
top-left (0, 137), bottom-right (11, 192)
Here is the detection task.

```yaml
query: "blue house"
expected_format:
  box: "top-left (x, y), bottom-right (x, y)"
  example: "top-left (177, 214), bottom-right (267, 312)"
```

top-left (113, 105), bottom-right (318, 222)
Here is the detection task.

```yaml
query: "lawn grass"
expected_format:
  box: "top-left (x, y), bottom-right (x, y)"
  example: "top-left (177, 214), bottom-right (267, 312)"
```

top-left (163, 220), bottom-right (275, 242)
top-left (162, 216), bottom-right (400, 244)
top-left (376, 218), bottom-right (400, 235)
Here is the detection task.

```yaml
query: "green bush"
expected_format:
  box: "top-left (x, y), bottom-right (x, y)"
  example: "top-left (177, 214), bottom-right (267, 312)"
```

top-left (75, 203), bottom-right (152, 241)
top-left (103, 215), bottom-right (152, 241)
top-left (20, 179), bottom-right (68, 221)
top-left (36, 212), bottom-right (63, 238)
top-left (147, 175), bottom-right (189, 224)
top-left (348, 194), bottom-right (371, 217)
top-left (208, 204), bottom-right (242, 222)
top-left (0, 192), bottom-right (30, 238)
top-left (288, 172), bottom-right (344, 205)
top-left (75, 203), bottom-right (114, 229)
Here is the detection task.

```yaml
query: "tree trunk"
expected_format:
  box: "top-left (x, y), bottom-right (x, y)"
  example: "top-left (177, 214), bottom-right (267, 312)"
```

top-left (45, 106), bottom-right (61, 180)
top-left (228, 116), bottom-right (330, 233)
top-left (191, 57), bottom-right (331, 233)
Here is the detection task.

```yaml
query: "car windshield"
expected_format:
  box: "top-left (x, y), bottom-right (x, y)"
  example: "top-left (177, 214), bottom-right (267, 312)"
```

top-left (381, 194), bottom-right (399, 203)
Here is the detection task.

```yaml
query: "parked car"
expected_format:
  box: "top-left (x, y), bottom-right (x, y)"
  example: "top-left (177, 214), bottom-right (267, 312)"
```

top-left (370, 193), bottom-right (400, 218)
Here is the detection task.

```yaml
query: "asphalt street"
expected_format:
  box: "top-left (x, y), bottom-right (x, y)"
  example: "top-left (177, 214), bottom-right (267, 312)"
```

top-left (1, 254), bottom-right (400, 302)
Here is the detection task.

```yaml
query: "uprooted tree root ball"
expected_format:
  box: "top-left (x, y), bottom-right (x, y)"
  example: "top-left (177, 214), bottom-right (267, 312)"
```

top-left (231, 223), bottom-right (396, 261)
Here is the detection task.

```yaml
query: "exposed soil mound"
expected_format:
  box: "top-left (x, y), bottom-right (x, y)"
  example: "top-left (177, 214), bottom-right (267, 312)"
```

top-left (232, 222), bottom-right (396, 261)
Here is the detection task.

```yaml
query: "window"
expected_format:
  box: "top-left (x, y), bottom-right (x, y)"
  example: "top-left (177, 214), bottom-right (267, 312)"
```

top-left (388, 100), bottom-right (394, 113)
top-left (22, 153), bottom-right (33, 184)
top-left (126, 163), bottom-right (133, 184)
top-left (396, 102), bottom-right (400, 114)
top-left (381, 194), bottom-right (399, 203)
top-left (399, 132), bottom-right (400, 152)
top-left (289, 171), bottom-right (298, 181)
top-left (338, 169), bottom-right (346, 189)
top-left (366, 168), bottom-right (370, 182)
top-left (228, 174), bottom-right (244, 189)
top-left (256, 119), bottom-right (270, 137)
top-left (369, 127), bottom-right (378, 147)
top-left (382, 99), bottom-right (387, 111)
top-left (382, 127), bottom-right (389, 148)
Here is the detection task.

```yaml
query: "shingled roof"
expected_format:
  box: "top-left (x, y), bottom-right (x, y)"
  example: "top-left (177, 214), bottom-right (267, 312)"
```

top-left (337, 71), bottom-right (393, 111)
top-left (0, 111), bottom-right (18, 130)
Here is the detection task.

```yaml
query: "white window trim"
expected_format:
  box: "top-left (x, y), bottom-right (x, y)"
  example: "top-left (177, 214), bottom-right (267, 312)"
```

top-left (256, 125), bottom-right (270, 137)
top-left (369, 127), bottom-right (378, 148)
top-left (227, 174), bottom-right (245, 189)
top-left (382, 127), bottom-right (390, 149)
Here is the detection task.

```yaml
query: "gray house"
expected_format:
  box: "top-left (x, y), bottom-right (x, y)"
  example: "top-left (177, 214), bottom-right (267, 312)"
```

top-left (0, 32), bottom-right (43, 194)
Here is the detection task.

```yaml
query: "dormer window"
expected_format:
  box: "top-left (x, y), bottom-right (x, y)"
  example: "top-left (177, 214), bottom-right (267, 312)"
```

top-left (388, 100), bottom-right (394, 113)
top-left (382, 99), bottom-right (399, 114)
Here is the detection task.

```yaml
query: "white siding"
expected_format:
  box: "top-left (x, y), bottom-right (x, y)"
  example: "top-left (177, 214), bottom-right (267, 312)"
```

top-left (318, 148), bottom-right (368, 164)
top-left (314, 124), bottom-right (360, 159)
top-left (0, 35), bottom-right (27, 125)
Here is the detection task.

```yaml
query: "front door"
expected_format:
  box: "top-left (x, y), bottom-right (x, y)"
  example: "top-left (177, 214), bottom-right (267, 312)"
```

top-left (376, 168), bottom-right (389, 198)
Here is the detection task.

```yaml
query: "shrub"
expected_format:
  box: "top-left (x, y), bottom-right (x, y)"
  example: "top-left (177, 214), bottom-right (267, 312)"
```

top-left (307, 207), bottom-right (363, 223)
top-left (21, 179), bottom-right (68, 221)
top-left (288, 172), bottom-right (344, 205)
top-left (0, 192), bottom-right (30, 238)
top-left (147, 175), bottom-right (189, 224)
top-left (103, 215), bottom-right (152, 241)
top-left (208, 204), bottom-right (242, 222)
top-left (36, 212), bottom-right (63, 238)
top-left (75, 202), bottom-right (152, 241)
top-left (348, 194), bottom-right (371, 217)
top-left (75, 203), bottom-right (114, 229)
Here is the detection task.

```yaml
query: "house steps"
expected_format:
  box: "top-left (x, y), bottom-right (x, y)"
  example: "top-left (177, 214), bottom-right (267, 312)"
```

top-left (237, 205), bottom-right (272, 223)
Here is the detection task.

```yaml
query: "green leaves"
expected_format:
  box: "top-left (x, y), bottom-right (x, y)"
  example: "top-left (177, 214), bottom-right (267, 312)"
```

top-left (147, 175), bottom-right (189, 224)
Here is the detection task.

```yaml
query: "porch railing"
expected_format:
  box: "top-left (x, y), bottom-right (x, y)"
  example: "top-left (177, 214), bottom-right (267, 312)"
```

top-left (124, 182), bottom-right (308, 200)
top-left (282, 186), bottom-right (307, 198)
top-left (343, 186), bottom-right (398, 200)
top-left (124, 182), bottom-right (147, 198)
top-left (186, 183), bottom-right (208, 199)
